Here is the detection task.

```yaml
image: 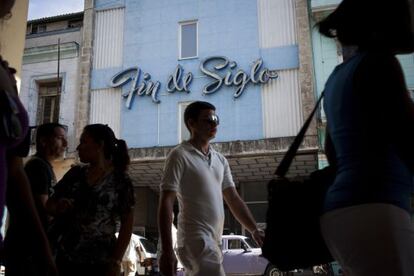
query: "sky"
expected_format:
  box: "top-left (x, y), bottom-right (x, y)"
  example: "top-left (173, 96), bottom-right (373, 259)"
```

top-left (28, 0), bottom-right (84, 20)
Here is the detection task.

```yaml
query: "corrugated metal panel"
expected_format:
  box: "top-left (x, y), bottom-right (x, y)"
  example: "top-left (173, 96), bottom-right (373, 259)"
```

top-left (258, 0), bottom-right (302, 138)
top-left (257, 0), bottom-right (297, 48)
top-left (93, 8), bottom-right (124, 69)
top-left (90, 88), bottom-right (121, 136)
top-left (262, 69), bottom-right (303, 138)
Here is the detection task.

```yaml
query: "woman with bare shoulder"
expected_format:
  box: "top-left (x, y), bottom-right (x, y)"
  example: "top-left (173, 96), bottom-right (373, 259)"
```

top-left (318, 0), bottom-right (414, 275)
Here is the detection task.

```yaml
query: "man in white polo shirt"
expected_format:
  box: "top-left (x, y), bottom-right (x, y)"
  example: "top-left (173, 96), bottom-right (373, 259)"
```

top-left (158, 101), bottom-right (264, 276)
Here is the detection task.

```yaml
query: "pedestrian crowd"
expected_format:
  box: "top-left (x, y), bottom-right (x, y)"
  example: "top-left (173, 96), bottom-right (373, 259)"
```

top-left (1, 0), bottom-right (414, 275)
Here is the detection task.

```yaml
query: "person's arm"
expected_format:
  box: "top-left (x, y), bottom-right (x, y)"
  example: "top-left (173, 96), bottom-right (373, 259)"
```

top-left (355, 53), bottom-right (414, 171)
top-left (158, 150), bottom-right (183, 276)
top-left (107, 172), bottom-right (136, 276)
top-left (24, 160), bottom-right (50, 220)
top-left (136, 244), bottom-right (144, 263)
top-left (108, 209), bottom-right (134, 275)
top-left (46, 197), bottom-right (73, 216)
top-left (223, 187), bottom-right (264, 247)
top-left (45, 167), bottom-right (80, 216)
top-left (158, 190), bottom-right (177, 276)
top-left (324, 132), bottom-right (336, 168)
top-left (7, 156), bottom-right (57, 275)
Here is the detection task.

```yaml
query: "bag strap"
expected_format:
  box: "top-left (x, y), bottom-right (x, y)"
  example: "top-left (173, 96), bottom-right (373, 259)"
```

top-left (275, 92), bottom-right (325, 177)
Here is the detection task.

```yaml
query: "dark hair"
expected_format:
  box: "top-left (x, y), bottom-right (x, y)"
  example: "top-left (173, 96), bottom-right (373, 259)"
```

top-left (184, 101), bottom-right (216, 131)
top-left (83, 124), bottom-right (130, 172)
top-left (0, 0), bottom-right (15, 19)
top-left (35, 123), bottom-right (66, 153)
top-left (318, 0), bottom-right (414, 53)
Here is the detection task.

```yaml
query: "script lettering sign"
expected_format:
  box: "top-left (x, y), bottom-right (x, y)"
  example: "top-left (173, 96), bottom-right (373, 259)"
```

top-left (109, 56), bottom-right (279, 109)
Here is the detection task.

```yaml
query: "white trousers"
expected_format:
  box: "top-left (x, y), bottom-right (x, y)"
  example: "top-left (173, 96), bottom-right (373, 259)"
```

top-left (177, 238), bottom-right (225, 276)
top-left (320, 203), bottom-right (414, 276)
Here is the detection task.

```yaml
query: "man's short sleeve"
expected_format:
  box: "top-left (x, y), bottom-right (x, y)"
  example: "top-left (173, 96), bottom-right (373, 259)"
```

top-left (222, 156), bottom-right (235, 190)
top-left (160, 149), bottom-right (184, 192)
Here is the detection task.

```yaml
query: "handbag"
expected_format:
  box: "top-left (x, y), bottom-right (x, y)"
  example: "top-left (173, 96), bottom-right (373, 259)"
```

top-left (262, 92), bottom-right (335, 271)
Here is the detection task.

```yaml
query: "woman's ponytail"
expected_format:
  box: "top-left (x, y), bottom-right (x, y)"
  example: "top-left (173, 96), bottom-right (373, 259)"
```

top-left (112, 138), bottom-right (130, 172)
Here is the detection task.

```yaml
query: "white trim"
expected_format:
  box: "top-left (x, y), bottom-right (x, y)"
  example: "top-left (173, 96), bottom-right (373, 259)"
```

top-left (178, 20), bottom-right (198, 60)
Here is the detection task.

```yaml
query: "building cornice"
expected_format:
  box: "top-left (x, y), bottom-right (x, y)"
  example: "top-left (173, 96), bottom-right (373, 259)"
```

top-left (28, 12), bottom-right (84, 25)
top-left (128, 135), bottom-right (319, 161)
top-left (23, 42), bottom-right (79, 64)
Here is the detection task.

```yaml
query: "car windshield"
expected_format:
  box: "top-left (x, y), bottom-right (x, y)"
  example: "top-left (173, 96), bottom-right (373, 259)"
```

top-left (139, 238), bottom-right (157, 254)
top-left (244, 237), bottom-right (259, 248)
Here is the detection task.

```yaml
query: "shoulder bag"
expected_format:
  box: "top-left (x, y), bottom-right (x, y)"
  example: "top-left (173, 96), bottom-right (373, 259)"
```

top-left (262, 92), bottom-right (335, 271)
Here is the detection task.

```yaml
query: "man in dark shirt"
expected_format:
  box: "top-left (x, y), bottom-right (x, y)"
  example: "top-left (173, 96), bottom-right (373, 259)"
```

top-left (24, 123), bottom-right (67, 228)
top-left (5, 123), bottom-right (67, 275)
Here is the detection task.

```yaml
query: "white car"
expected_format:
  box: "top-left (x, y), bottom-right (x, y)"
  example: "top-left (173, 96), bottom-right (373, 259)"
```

top-left (221, 235), bottom-right (281, 276)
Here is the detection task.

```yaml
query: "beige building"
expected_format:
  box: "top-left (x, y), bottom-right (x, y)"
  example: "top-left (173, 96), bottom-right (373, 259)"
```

top-left (0, 0), bottom-right (29, 88)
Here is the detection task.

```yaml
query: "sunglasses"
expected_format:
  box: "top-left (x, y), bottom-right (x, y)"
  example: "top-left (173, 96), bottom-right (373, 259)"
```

top-left (202, 114), bottom-right (220, 125)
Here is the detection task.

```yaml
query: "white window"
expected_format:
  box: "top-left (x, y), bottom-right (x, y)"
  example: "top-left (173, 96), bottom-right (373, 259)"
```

top-left (179, 21), bottom-right (198, 59)
top-left (37, 81), bottom-right (61, 124)
top-left (178, 102), bottom-right (193, 142)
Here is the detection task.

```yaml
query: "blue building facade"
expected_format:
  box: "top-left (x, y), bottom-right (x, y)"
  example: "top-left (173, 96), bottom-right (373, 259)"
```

top-left (90, 0), bottom-right (304, 148)
top-left (87, 0), bottom-right (318, 235)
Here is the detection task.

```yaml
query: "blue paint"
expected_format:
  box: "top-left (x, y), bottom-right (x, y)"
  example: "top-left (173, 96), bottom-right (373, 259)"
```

top-left (91, 67), bottom-right (123, 90)
top-left (259, 45), bottom-right (299, 70)
top-left (95, 0), bottom-right (125, 10)
top-left (92, 0), bottom-right (298, 148)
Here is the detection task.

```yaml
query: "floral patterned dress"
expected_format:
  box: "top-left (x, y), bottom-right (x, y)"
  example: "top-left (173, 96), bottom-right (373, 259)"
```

top-left (50, 165), bottom-right (135, 265)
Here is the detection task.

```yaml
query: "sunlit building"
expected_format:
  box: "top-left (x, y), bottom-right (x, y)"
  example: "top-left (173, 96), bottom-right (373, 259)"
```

top-left (82, 0), bottom-right (319, 238)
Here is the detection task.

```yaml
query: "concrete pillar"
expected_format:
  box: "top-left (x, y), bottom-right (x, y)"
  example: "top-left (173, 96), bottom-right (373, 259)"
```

top-left (296, 0), bottom-right (318, 140)
top-left (75, 0), bottom-right (94, 139)
top-left (0, 0), bottom-right (29, 92)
